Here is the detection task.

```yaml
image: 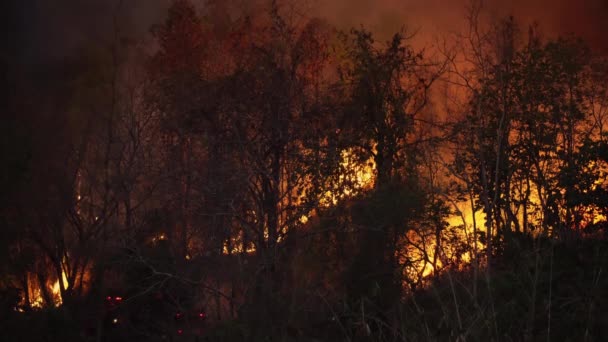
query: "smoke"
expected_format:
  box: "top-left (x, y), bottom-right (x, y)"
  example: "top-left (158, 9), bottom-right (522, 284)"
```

top-left (311, 0), bottom-right (608, 53)
top-left (15, 0), bottom-right (608, 66)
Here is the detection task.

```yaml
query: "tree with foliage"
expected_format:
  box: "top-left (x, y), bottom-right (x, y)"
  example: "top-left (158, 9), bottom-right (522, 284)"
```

top-left (335, 28), bottom-right (445, 319)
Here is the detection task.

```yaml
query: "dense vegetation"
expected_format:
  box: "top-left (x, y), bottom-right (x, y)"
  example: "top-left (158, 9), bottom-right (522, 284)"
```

top-left (2, 1), bottom-right (607, 341)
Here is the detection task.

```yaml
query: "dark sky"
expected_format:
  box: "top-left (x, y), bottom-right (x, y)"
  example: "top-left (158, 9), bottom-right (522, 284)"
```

top-left (8, 0), bottom-right (608, 65)
top-left (9, 0), bottom-right (169, 64)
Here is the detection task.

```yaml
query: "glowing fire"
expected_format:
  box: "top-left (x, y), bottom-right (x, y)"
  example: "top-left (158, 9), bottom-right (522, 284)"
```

top-left (222, 230), bottom-right (256, 255)
top-left (221, 148), bottom-right (376, 255)
top-left (319, 148), bottom-right (376, 207)
top-left (216, 142), bottom-right (605, 288)
top-left (50, 271), bottom-right (69, 306)
top-left (19, 258), bottom-right (92, 311)
top-left (24, 269), bottom-right (68, 309)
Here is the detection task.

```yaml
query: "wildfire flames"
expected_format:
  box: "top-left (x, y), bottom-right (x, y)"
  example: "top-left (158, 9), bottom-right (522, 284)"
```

top-left (19, 260), bottom-right (92, 310)
top-left (23, 271), bottom-right (68, 309)
top-left (211, 144), bottom-right (485, 285)
top-left (18, 148), bottom-right (604, 310)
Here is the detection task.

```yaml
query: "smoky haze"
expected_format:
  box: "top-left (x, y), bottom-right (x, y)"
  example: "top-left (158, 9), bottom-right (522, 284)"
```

top-left (14, 0), bottom-right (608, 65)
top-left (312, 0), bottom-right (608, 53)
